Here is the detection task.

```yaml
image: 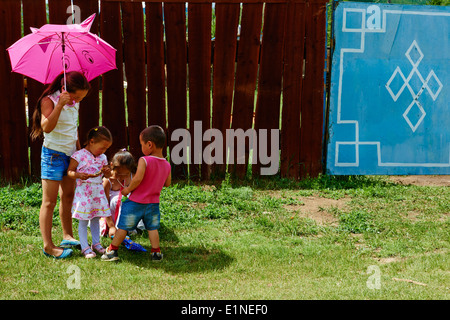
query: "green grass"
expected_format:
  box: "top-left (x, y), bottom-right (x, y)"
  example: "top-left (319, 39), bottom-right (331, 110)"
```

top-left (0, 175), bottom-right (448, 299)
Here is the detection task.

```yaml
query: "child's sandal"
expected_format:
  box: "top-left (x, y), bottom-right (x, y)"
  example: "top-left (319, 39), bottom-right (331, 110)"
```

top-left (81, 247), bottom-right (96, 259)
top-left (92, 243), bottom-right (106, 255)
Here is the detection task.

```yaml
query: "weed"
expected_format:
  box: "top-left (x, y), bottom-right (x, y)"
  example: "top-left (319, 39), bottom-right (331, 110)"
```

top-left (338, 209), bottom-right (380, 234)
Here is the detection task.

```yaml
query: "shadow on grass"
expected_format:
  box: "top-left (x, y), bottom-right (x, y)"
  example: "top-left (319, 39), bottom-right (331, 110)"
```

top-left (112, 224), bottom-right (234, 274)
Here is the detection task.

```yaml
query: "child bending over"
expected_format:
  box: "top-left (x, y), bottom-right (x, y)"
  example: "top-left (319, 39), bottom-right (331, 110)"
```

top-left (102, 125), bottom-right (171, 261)
top-left (101, 149), bottom-right (136, 237)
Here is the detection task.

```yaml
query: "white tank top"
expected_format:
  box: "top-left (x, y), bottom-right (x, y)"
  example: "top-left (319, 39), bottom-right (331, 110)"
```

top-left (43, 91), bottom-right (79, 156)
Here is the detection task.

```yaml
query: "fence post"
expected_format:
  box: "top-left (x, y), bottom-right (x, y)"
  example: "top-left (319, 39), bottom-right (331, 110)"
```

top-left (165, 3), bottom-right (188, 180)
top-left (212, 3), bottom-right (240, 178)
top-left (77, 0), bottom-right (101, 145)
top-left (253, 2), bottom-right (287, 177)
top-left (122, 1), bottom-right (147, 159)
top-left (100, 0), bottom-right (127, 159)
top-left (299, 0), bottom-right (328, 178)
top-left (23, 0), bottom-right (47, 180)
top-left (188, 3), bottom-right (212, 181)
top-left (229, 3), bottom-right (263, 179)
top-left (146, 3), bottom-right (167, 139)
top-left (0, 0), bottom-right (28, 182)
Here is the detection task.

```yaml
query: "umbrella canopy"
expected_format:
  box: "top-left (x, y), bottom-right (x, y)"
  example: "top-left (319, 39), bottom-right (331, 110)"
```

top-left (7, 13), bottom-right (116, 84)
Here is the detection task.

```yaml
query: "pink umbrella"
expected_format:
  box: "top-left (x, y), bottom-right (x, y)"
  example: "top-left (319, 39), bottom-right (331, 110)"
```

top-left (7, 13), bottom-right (116, 85)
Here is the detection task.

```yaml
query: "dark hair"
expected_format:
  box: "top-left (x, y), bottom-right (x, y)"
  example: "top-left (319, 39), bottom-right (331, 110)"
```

top-left (111, 149), bottom-right (136, 173)
top-left (85, 126), bottom-right (113, 146)
top-left (31, 71), bottom-right (90, 140)
top-left (140, 125), bottom-right (166, 149)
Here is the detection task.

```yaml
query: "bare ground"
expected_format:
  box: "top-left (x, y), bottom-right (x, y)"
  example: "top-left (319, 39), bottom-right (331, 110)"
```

top-left (275, 175), bottom-right (449, 226)
top-left (388, 175), bottom-right (450, 187)
top-left (283, 196), bottom-right (348, 226)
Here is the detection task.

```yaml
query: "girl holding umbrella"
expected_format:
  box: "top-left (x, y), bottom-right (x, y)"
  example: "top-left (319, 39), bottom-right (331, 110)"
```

top-left (31, 71), bottom-right (91, 259)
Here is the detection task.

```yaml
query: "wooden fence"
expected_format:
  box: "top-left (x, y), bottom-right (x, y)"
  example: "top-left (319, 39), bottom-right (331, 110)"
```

top-left (0, 0), bottom-right (328, 182)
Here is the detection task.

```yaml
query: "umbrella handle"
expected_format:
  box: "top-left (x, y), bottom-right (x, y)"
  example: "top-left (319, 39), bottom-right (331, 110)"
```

top-left (63, 68), bottom-right (66, 90)
top-left (62, 32), bottom-right (66, 89)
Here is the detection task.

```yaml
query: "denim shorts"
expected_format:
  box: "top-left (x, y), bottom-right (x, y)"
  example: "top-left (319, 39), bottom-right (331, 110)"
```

top-left (117, 200), bottom-right (161, 231)
top-left (41, 147), bottom-right (71, 181)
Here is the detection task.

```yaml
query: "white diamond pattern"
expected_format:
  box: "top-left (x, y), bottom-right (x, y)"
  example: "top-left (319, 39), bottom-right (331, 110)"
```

top-left (386, 40), bottom-right (443, 132)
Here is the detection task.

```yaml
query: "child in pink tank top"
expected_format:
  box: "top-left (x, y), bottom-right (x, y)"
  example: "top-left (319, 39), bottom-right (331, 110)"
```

top-left (129, 155), bottom-right (170, 204)
top-left (102, 126), bottom-right (171, 262)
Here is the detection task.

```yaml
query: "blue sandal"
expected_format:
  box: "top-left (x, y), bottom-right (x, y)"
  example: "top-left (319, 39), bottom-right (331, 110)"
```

top-left (43, 248), bottom-right (73, 259)
top-left (60, 239), bottom-right (81, 248)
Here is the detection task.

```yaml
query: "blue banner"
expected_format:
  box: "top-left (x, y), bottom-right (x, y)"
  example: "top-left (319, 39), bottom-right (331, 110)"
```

top-left (327, 2), bottom-right (450, 175)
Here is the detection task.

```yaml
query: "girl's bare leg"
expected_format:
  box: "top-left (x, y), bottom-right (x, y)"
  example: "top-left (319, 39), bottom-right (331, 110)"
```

top-left (40, 179), bottom-right (63, 256)
top-left (59, 175), bottom-right (76, 241)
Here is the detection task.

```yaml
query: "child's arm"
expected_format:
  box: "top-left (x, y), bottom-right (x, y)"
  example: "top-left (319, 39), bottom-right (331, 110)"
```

top-left (164, 171), bottom-right (171, 187)
top-left (121, 158), bottom-right (146, 196)
top-left (67, 159), bottom-right (90, 180)
top-left (102, 166), bottom-right (112, 179)
top-left (104, 216), bottom-right (116, 237)
top-left (40, 93), bottom-right (71, 134)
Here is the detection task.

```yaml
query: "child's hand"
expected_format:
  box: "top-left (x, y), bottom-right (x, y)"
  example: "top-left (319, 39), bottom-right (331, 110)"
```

top-left (77, 172), bottom-right (90, 180)
top-left (58, 90), bottom-right (73, 108)
top-left (101, 165), bottom-right (111, 178)
top-left (108, 226), bottom-right (117, 238)
top-left (121, 188), bottom-right (130, 197)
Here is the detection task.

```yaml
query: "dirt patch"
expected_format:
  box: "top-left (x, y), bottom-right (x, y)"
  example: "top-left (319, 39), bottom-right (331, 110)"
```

top-left (264, 190), bottom-right (349, 225)
top-left (389, 175), bottom-right (450, 187)
top-left (374, 256), bottom-right (406, 264)
top-left (284, 196), bottom-right (349, 226)
top-left (283, 196), bottom-right (350, 225)
top-left (405, 210), bottom-right (421, 221)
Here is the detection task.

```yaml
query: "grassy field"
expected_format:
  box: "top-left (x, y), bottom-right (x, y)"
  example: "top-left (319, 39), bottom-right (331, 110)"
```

top-left (0, 175), bottom-right (448, 300)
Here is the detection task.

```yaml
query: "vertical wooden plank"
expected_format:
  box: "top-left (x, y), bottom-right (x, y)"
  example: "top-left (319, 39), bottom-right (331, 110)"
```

top-left (212, 3), bottom-right (240, 177)
top-left (23, 0), bottom-right (47, 179)
top-left (0, 0), bottom-right (28, 182)
top-left (253, 2), bottom-right (287, 177)
top-left (100, 0), bottom-right (127, 159)
top-left (146, 2), bottom-right (166, 131)
top-left (121, 1), bottom-right (147, 159)
top-left (229, 3), bottom-right (263, 179)
top-left (77, 0), bottom-right (100, 145)
top-left (281, 0), bottom-right (306, 179)
top-left (299, 0), bottom-right (327, 178)
top-left (164, 2), bottom-right (188, 179)
top-left (48, 0), bottom-right (71, 25)
top-left (187, 3), bottom-right (212, 180)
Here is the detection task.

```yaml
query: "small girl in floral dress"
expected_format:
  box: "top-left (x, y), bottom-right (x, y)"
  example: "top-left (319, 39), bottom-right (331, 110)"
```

top-left (67, 126), bottom-right (113, 258)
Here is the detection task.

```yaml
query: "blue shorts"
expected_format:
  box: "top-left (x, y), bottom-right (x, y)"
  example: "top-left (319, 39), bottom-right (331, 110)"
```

top-left (117, 200), bottom-right (161, 231)
top-left (41, 147), bottom-right (71, 181)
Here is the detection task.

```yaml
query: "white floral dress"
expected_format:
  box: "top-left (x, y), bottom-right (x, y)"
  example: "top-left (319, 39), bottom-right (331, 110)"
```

top-left (71, 149), bottom-right (111, 220)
